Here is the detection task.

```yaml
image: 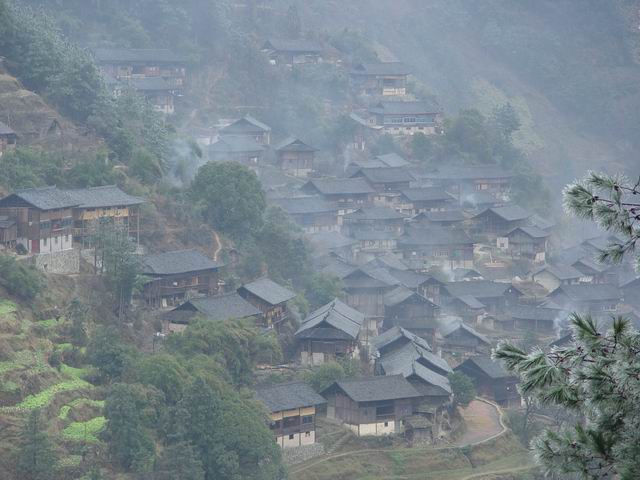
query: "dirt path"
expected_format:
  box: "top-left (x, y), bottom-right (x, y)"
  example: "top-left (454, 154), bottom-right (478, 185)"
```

top-left (454, 399), bottom-right (505, 447)
top-left (211, 230), bottom-right (222, 261)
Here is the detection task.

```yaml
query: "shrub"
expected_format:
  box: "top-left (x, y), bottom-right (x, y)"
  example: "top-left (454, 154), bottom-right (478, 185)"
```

top-left (0, 254), bottom-right (44, 300)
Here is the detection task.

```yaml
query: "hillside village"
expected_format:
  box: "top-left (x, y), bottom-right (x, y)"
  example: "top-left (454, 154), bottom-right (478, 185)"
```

top-left (0, 2), bottom-right (639, 480)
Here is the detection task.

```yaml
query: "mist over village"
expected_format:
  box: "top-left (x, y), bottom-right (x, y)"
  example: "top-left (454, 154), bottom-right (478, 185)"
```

top-left (0, 1), bottom-right (639, 479)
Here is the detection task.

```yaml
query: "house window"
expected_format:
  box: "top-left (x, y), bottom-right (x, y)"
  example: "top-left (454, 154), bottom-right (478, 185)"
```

top-left (43, 238), bottom-right (48, 246)
top-left (384, 422), bottom-right (389, 427)
top-left (403, 117), bottom-right (416, 123)
top-left (288, 434), bottom-right (294, 440)
top-left (305, 431), bottom-right (311, 437)
top-left (302, 415), bottom-right (313, 424)
top-left (376, 404), bottom-right (394, 418)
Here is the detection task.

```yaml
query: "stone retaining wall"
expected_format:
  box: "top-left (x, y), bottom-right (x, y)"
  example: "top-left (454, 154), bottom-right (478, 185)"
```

top-left (282, 443), bottom-right (325, 465)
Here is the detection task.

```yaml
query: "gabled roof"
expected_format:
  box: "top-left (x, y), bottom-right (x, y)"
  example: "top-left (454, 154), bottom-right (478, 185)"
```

top-left (263, 39), bottom-right (323, 53)
top-left (320, 256), bottom-right (357, 279)
top-left (400, 187), bottom-right (455, 203)
top-left (296, 299), bottom-right (364, 340)
top-left (533, 263), bottom-right (582, 281)
top-left (302, 178), bottom-right (375, 195)
top-left (475, 205), bottom-right (531, 222)
top-left (93, 48), bottom-right (187, 63)
top-left (274, 136), bottom-right (316, 152)
top-left (440, 321), bottom-right (490, 345)
top-left (209, 136), bottom-right (265, 153)
top-left (239, 278), bottom-right (295, 306)
top-left (323, 375), bottom-right (423, 402)
top-left (380, 342), bottom-right (452, 375)
top-left (550, 284), bottom-right (621, 302)
top-left (351, 62), bottom-right (411, 76)
top-left (63, 185), bottom-right (145, 209)
top-left (507, 226), bottom-right (549, 239)
top-left (255, 382), bottom-right (326, 412)
top-left (0, 120), bottom-right (16, 136)
top-left (530, 214), bottom-right (556, 231)
top-left (141, 249), bottom-right (222, 275)
top-left (384, 286), bottom-right (436, 308)
top-left (457, 355), bottom-right (512, 380)
top-left (272, 196), bottom-right (337, 215)
top-left (369, 101), bottom-right (442, 115)
top-left (454, 295), bottom-right (485, 309)
top-left (0, 186), bottom-right (79, 211)
top-left (398, 227), bottom-right (473, 247)
top-left (371, 326), bottom-right (432, 353)
top-left (366, 254), bottom-right (409, 272)
top-left (424, 165), bottom-right (514, 181)
top-left (443, 281), bottom-right (510, 300)
top-left (621, 276), bottom-right (640, 289)
top-left (414, 210), bottom-right (467, 223)
top-left (351, 167), bottom-right (415, 184)
top-left (344, 206), bottom-right (406, 221)
top-left (387, 269), bottom-right (437, 289)
top-left (173, 292), bottom-right (261, 322)
top-left (571, 257), bottom-right (610, 275)
top-left (219, 115), bottom-right (271, 134)
top-left (393, 361), bottom-right (452, 396)
top-left (375, 153), bottom-right (410, 168)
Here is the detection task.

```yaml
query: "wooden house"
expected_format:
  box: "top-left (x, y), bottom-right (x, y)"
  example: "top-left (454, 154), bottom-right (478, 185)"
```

top-left (395, 187), bottom-right (456, 216)
top-left (343, 207), bottom-right (407, 236)
top-left (301, 178), bottom-right (374, 213)
top-left (377, 340), bottom-right (453, 378)
top-left (347, 112), bottom-right (383, 152)
top-left (0, 187), bottom-right (77, 254)
top-left (412, 209), bottom-right (467, 230)
top-left (272, 196), bottom-right (339, 234)
top-left (140, 249), bottom-right (223, 308)
top-left (273, 137), bottom-right (316, 177)
top-left (238, 277), bottom-right (296, 329)
top-left (439, 321), bottom-right (491, 358)
top-left (374, 153), bottom-right (410, 168)
top-left (124, 77), bottom-right (177, 114)
top-left (367, 101), bottom-right (443, 135)
top-left (571, 257), bottom-right (616, 285)
top-left (397, 226), bottom-right (474, 271)
top-left (507, 304), bottom-right (566, 334)
top-left (423, 165), bottom-right (513, 203)
top-left (262, 39), bottom-right (323, 66)
top-left (547, 284), bottom-right (622, 315)
top-left (384, 286), bottom-right (439, 341)
top-left (532, 263), bottom-right (583, 292)
top-left (471, 205), bottom-right (531, 240)
top-left (219, 115), bottom-right (271, 145)
top-left (621, 277), bottom-right (640, 310)
top-left (255, 382), bottom-right (326, 449)
top-left (349, 62), bottom-right (410, 96)
top-left (162, 292), bottom-right (261, 332)
top-left (455, 356), bottom-right (521, 407)
top-left (63, 185), bottom-right (144, 247)
top-left (351, 230), bottom-right (401, 261)
top-left (295, 299), bottom-right (364, 366)
top-left (93, 48), bottom-right (187, 88)
top-left (306, 231), bottom-right (359, 263)
top-left (209, 136), bottom-right (266, 168)
top-left (0, 216), bottom-right (17, 249)
top-left (350, 168), bottom-right (415, 206)
top-left (441, 281), bottom-right (513, 316)
top-left (505, 226), bottom-right (549, 263)
top-left (372, 326), bottom-right (433, 357)
top-left (386, 269), bottom-right (444, 304)
top-left (322, 375), bottom-right (424, 436)
top-left (0, 121), bottom-right (17, 157)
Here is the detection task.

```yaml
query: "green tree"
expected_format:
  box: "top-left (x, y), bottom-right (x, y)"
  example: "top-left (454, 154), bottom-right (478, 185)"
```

top-left (66, 298), bottom-right (88, 347)
top-left (444, 109), bottom-right (492, 163)
top-left (0, 254), bottom-right (44, 300)
top-left (134, 354), bottom-right (190, 405)
top-left (304, 362), bottom-right (345, 392)
top-left (492, 102), bottom-right (521, 139)
top-left (154, 440), bottom-right (205, 480)
top-left (104, 383), bottom-right (156, 472)
top-left (283, 4), bottom-right (301, 39)
top-left (191, 162), bottom-right (266, 239)
top-left (448, 371), bottom-right (475, 407)
top-left (16, 409), bottom-right (58, 480)
top-left (87, 326), bottom-right (136, 382)
top-left (304, 274), bottom-right (344, 310)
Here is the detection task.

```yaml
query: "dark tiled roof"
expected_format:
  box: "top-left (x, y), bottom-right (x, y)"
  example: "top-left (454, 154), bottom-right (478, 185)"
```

top-left (351, 62), bottom-right (411, 76)
top-left (424, 165), bottom-right (514, 181)
top-left (64, 185), bottom-right (144, 208)
top-left (176, 292), bottom-right (261, 321)
top-left (572, 257), bottom-right (610, 275)
top-left (507, 226), bottom-right (549, 239)
top-left (303, 178), bottom-right (374, 195)
top-left (220, 115), bottom-right (271, 134)
top-left (534, 263), bottom-right (582, 281)
top-left (393, 361), bottom-right (451, 396)
top-left (375, 153), bottom-right (410, 167)
top-left (94, 48), bottom-right (187, 63)
top-left (380, 342), bottom-right (452, 375)
top-left (370, 101), bottom-right (442, 115)
top-left (209, 136), bottom-right (265, 153)
top-left (255, 382), bottom-right (326, 412)
top-left (344, 206), bottom-right (406, 221)
top-left (296, 299), bottom-right (364, 340)
top-left (0, 120), bottom-right (16, 136)
top-left (3, 186), bottom-right (79, 211)
top-left (366, 254), bottom-right (409, 272)
top-left (263, 39), bottom-right (323, 53)
top-left (443, 281), bottom-right (510, 300)
top-left (415, 210), bottom-right (466, 223)
top-left (306, 231), bottom-right (357, 251)
top-left (400, 187), bottom-right (454, 203)
top-left (551, 284), bottom-right (621, 302)
top-left (295, 326), bottom-right (354, 341)
top-left (530, 214), bottom-right (556, 231)
top-left (458, 355), bottom-right (512, 379)
top-left (240, 277), bottom-right (295, 305)
top-left (476, 205), bottom-right (531, 222)
top-left (141, 249), bottom-right (222, 275)
top-left (372, 326), bottom-right (432, 353)
top-left (274, 136), bottom-right (316, 152)
top-left (398, 227), bottom-right (473, 247)
top-left (387, 269), bottom-right (435, 289)
top-left (324, 375), bottom-right (422, 402)
top-left (385, 286), bottom-right (435, 308)
top-left (352, 167), bottom-right (415, 184)
top-left (440, 321), bottom-right (490, 345)
top-left (272, 196), bottom-right (337, 215)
